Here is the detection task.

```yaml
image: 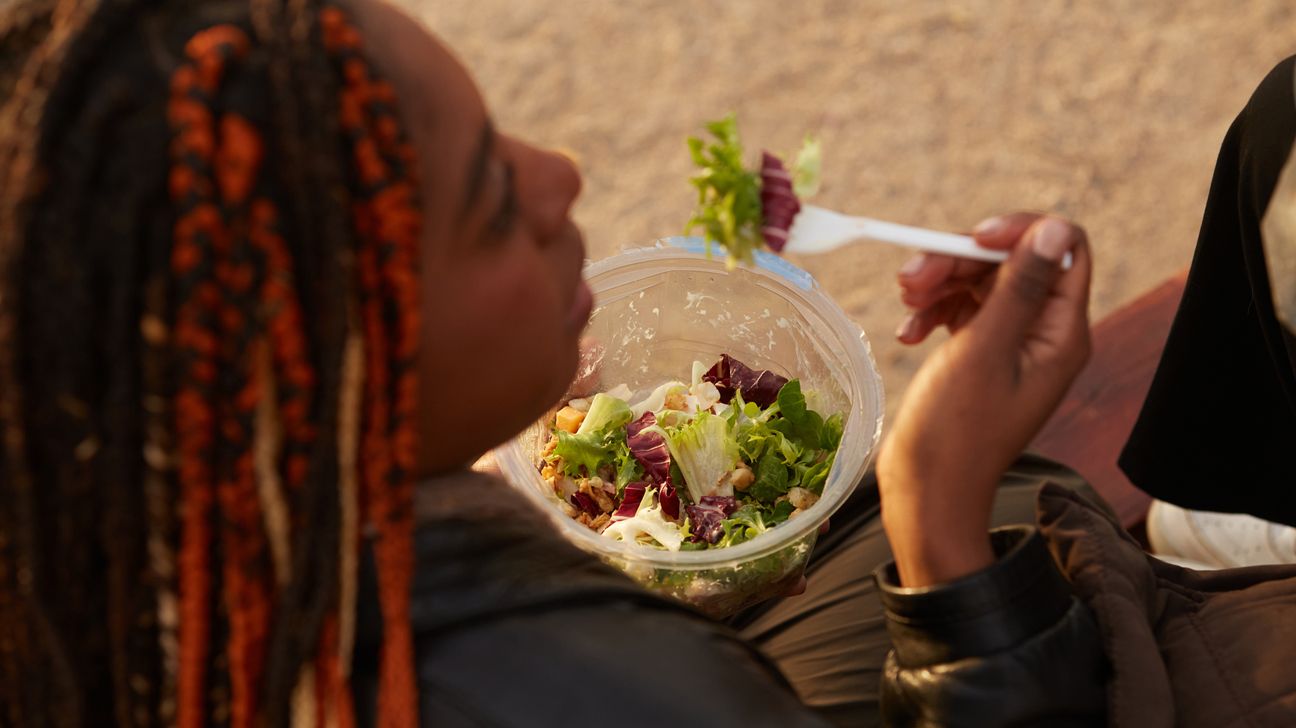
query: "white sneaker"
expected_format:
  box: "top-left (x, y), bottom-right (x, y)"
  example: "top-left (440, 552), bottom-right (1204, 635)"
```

top-left (1146, 499), bottom-right (1296, 570)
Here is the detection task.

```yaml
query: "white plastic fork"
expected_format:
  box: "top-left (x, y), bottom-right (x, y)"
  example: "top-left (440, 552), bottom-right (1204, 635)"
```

top-left (785, 205), bottom-right (1072, 268)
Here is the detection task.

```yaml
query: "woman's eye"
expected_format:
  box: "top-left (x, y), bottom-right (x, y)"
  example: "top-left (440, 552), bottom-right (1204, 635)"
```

top-left (488, 160), bottom-right (517, 238)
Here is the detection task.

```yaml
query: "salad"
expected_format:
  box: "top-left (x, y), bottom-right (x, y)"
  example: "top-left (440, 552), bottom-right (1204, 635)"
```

top-left (538, 354), bottom-right (843, 552)
top-left (685, 114), bottom-right (821, 267)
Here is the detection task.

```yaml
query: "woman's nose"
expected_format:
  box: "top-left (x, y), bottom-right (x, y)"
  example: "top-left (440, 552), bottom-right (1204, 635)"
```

top-left (517, 141), bottom-right (582, 238)
top-left (548, 147), bottom-right (583, 204)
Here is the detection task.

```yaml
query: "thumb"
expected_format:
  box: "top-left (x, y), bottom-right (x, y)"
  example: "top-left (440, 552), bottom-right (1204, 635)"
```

top-left (968, 217), bottom-right (1081, 351)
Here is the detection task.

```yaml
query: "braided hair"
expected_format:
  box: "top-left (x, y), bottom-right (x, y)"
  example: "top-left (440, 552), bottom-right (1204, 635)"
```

top-left (0, 0), bottom-right (421, 725)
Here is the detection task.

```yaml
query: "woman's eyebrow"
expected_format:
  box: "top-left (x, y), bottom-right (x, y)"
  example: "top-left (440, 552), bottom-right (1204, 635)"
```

top-left (460, 120), bottom-right (495, 221)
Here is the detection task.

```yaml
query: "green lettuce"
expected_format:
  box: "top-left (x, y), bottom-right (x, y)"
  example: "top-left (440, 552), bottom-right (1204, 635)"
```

top-left (820, 412), bottom-right (844, 451)
top-left (714, 504), bottom-right (770, 548)
top-left (795, 454), bottom-right (834, 495)
top-left (550, 430), bottom-right (615, 478)
top-left (775, 379), bottom-right (825, 447)
top-left (733, 396), bottom-right (791, 462)
top-left (734, 381), bottom-right (843, 503)
top-left (665, 411), bottom-right (739, 503)
top-left (766, 499), bottom-right (797, 526)
top-left (577, 392), bottom-right (632, 436)
top-left (613, 438), bottom-right (643, 491)
top-left (735, 416), bottom-right (774, 464)
top-left (750, 448), bottom-right (791, 503)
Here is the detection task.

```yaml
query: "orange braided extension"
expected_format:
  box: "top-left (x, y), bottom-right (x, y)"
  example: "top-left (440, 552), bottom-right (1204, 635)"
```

top-left (250, 196), bottom-right (317, 499)
top-left (322, 8), bottom-right (420, 727)
top-left (167, 7), bottom-right (419, 726)
top-left (170, 24), bottom-right (322, 728)
top-left (213, 113), bottom-right (276, 728)
top-left (168, 26), bottom-right (252, 728)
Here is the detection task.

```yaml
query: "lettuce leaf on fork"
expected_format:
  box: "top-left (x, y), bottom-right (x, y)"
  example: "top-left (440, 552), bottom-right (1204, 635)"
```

top-left (686, 115), bottom-right (765, 268)
top-left (685, 114), bottom-right (821, 267)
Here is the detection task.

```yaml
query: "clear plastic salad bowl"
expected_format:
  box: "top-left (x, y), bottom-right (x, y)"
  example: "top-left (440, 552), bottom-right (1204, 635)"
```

top-left (495, 238), bottom-right (884, 617)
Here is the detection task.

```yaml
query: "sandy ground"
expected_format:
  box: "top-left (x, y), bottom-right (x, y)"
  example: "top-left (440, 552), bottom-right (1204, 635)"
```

top-left (407, 0), bottom-right (1296, 423)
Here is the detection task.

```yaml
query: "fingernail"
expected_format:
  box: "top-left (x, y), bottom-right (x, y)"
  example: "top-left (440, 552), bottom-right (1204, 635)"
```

top-left (973, 216), bottom-right (1005, 236)
top-left (899, 254), bottom-right (927, 278)
top-left (895, 315), bottom-right (917, 340)
top-left (1031, 218), bottom-right (1072, 262)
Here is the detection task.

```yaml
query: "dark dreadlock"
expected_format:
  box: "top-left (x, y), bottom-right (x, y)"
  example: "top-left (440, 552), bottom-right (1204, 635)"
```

top-left (0, 0), bottom-right (421, 725)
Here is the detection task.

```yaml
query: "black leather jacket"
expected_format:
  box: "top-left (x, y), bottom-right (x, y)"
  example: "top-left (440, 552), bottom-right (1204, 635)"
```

top-left (874, 527), bottom-right (1106, 726)
top-left (349, 472), bottom-right (1107, 727)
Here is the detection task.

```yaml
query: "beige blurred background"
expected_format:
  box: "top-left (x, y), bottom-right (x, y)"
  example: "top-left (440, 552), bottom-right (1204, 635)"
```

top-left (408, 0), bottom-right (1296, 421)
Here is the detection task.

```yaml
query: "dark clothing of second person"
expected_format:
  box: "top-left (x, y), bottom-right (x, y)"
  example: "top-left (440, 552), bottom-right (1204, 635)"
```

top-left (1122, 55), bottom-right (1296, 526)
top-left (880, 483), bottom-right (1296, 726)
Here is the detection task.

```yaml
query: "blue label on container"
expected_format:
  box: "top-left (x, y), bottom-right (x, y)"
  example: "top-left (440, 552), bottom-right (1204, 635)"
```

top-left (662, 236), bottom-right (817, 291)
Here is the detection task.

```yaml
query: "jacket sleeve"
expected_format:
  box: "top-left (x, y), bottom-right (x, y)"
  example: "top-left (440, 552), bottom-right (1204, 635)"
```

top-left (873, 526), bottom-right (1108, 727)
top-left (409, 598), bottom-right (834, 728)
top-left (350, 472), bottom-right (834, 728)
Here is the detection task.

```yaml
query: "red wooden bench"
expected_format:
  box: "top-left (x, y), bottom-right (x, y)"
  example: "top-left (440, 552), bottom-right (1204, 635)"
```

top-left (1030, 270), bottom-right (1189, 532)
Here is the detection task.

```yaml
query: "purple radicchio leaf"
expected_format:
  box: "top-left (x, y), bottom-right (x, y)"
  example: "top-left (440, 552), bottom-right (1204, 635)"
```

top-left (626, 411), bottom-right (656, 439)
top-left (686, 495), bottom-right (737, 544)
top-left (759, 151), bottom-right (801, 253)
top-left (612, 482), bottom-right (646, 521)
top-left (702, 354), bottom-right (789, 408)
top-left (570, 491), bottom-right (600, 517)
top-left (625, 412), bottom-right (680, 519)
top-left (657, 483), bottom-right (680, 521)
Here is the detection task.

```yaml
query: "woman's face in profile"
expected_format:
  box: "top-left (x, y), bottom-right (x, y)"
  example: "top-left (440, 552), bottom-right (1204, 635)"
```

top-left (348, 0), bottom-right (590, 475)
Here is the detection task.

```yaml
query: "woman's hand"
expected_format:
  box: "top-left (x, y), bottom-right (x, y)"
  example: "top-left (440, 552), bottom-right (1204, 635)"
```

top-left (877, 214), bottom-right (1092, 587)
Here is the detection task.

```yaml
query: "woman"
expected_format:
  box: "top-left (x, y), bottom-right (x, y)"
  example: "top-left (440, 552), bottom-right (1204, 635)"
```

top-left (0, 0), bottom-right (594, 722)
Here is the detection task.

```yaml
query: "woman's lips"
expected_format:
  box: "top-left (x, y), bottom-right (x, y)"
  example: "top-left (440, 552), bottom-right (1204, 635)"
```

top-left (567, 279), bottom-right (593, 333)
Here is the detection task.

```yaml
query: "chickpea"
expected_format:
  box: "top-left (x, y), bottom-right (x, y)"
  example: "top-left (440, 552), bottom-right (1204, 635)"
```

top-left (730, 464), bottom-right (755, 491)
